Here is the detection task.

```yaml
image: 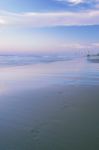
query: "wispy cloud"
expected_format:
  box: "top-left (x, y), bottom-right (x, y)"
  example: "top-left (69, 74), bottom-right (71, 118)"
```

top-left (56, 0), bottom-right (85, 5)
top-left (56, 0), bottom-right (99, 7)
top-left (0, 10), bottom-right (99, 28)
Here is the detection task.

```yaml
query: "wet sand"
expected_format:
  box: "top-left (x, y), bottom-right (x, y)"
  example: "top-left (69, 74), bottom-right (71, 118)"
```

top-left (0, 58), bottom-right (99, 149)
top-left (0, 85), bottom-right (99, 150)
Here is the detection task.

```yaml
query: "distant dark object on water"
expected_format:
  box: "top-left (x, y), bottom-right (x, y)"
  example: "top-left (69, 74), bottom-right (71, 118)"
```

top-left (87, 53), bottom-right (99, 63)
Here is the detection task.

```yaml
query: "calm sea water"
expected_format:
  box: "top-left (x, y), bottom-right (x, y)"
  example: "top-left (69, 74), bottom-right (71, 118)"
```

top-left (0, 56), bottom-right (99, 150)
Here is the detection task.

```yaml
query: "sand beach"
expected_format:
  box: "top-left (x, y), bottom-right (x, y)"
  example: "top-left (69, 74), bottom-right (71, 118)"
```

top-left (0, 57), bottom-right (99, 150)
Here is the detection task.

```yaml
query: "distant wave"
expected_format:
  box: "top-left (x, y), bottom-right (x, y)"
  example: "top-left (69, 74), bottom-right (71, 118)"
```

top-left (0, 55), bottom-right (75, 66)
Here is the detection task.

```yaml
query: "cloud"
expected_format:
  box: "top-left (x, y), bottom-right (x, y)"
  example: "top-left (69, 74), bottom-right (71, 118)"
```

top-left (57, 0), bottom-right (85, 5)
top-left (0, 18), bottom-right (7, 27)
top-left (0, 10), bottom-right (99, 28)
top-left (56, 0), bottom-right (99, 7)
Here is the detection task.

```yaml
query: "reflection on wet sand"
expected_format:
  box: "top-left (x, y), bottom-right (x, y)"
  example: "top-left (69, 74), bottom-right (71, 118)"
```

top-left (0, 58), bottom-right (99, 150)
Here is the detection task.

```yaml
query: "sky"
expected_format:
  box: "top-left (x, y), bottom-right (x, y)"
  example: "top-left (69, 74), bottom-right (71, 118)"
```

top-left (0, 0), bottom-right (99, 54)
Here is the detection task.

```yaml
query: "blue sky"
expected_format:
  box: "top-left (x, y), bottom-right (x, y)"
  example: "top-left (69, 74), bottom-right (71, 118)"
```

top-left (0, 0), bottom-right (99, 54)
